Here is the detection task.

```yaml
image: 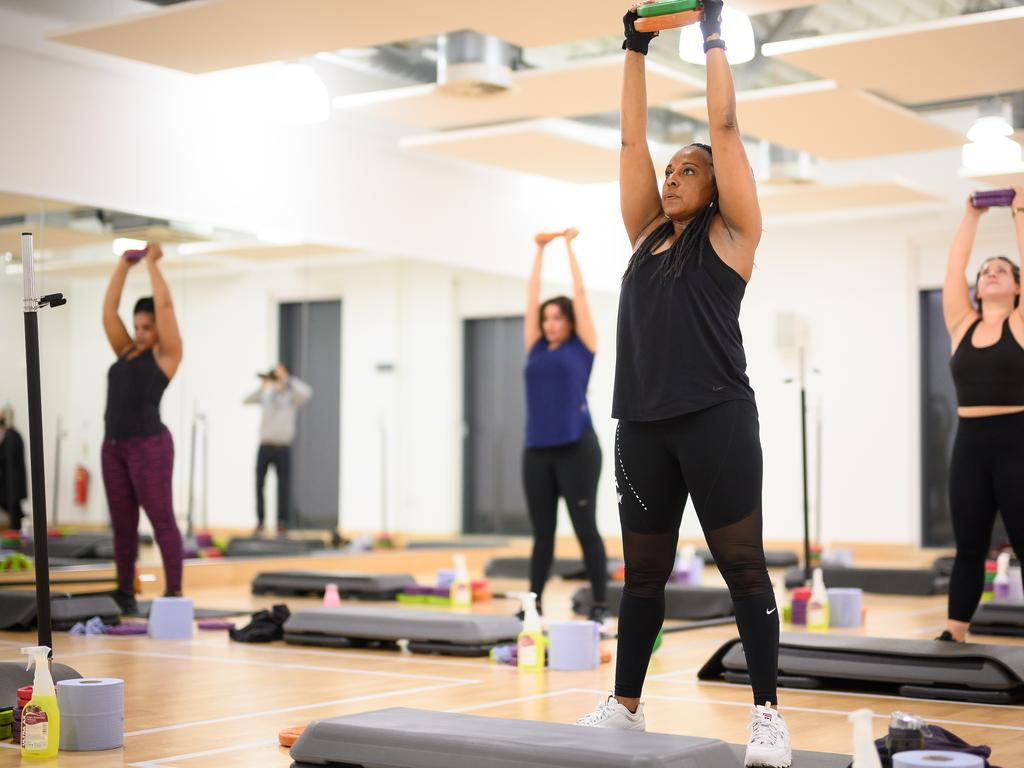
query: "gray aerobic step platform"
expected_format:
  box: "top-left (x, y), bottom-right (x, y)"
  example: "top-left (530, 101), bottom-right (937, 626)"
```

top-left (0, 590), bottom-right (121, 631)
top-left (289, 708), bottom-right (851, 768)
top-left (225, 537), bottom-right (327, 558)
top-left (783, 565), bottom-right (948, 595)
top-left (251, 571), bottom-right (416, 599)
top-left (700, 632), bottom-right (1024, 704)
top-left (573, 583), bottom-right (734, 620)
top-left (284, 606), bottom-right (521, 656)
top-left (485, 556), bottom-right (624, 580)
top-left (970, 600), bottom-right (1024, 637)
top-left (697, 548), bottom-right (799, 569)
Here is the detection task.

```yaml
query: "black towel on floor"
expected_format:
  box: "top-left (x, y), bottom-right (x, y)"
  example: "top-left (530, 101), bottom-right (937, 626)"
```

top-left (228, 604), bottom-right (290, 643)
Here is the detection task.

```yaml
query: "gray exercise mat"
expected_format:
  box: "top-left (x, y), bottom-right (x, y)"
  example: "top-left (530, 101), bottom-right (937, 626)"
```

top-left (970, 600), bottom-right (1024, 637)
top-left (701, 632), bottom-right (1024, 702)
top-left (251, 571), bottom-right (415, 598)
top-left (290, 708), bottom-right (850, 768)
top-left (783, 565), bottom-right (948, 595)
top-left (573, 583), bottom-right (734, 620)
top-left (284, 606), bottom-right (521, 645)
top-left (486, 556), bottom-right (623, 580)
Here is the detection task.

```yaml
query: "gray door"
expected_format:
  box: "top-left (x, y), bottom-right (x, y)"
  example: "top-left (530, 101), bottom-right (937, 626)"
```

top-left (463, 317), bottom-right (529, 534)
top-left (920, 289), bottom-right (1007, 547)
top-left (279, 300), bottom-right (341, 531)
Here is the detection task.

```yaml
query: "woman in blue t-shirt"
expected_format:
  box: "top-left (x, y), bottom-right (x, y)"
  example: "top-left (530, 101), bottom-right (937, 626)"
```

top-left (522, 227), bottom-right (608, 621)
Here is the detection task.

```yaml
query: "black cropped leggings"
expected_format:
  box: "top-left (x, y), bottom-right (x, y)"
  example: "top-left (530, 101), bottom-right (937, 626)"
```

top-left (614, 400), bottom-right (778, 706)
top-left (948, 411), bottom-right (1024, 622)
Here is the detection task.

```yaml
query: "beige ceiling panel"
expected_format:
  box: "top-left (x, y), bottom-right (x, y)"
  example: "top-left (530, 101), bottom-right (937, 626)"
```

top-left (759, 180), bottom-right (942, 217)
top-left (671, 81), bottom-right (964, 160)
top-left (762, 7), bottom-right (1024, 105)
top-left (0, 227), bottom-right (111, 255)
top-left (0, 193), bottom-right (79, 218)
top-left (338, 56), bottom-right (702, 130)
top-left (401, 121), bottom-right (619, 183)
top-left (206, 243), bottom-right (352, 261)
top-left (50, 0), bottom-right (828, 73)
top-left (961, 166), bottom-right (1024, 190)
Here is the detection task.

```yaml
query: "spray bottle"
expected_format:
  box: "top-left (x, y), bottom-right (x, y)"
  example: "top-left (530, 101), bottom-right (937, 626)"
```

top-left (994, 551), bottom-right (1012, 601)
top-left (807, 567), bottom-right (830, 632)
top-left (450, 554), bottom-right (473, 609)
top-left (848, 708), bottom-right (882, 768)
top-left (20, 646), bottom-right (59, 759)
top-left (516, 592), bottom-right (546, 671)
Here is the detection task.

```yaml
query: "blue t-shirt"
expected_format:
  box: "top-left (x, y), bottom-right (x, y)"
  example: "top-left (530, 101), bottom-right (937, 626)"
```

top-left (524, 334), bottom-right (594, 448)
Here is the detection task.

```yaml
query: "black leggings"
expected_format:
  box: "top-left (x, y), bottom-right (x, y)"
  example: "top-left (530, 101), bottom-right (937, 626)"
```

top-left (614, 400), bottom-right (777, 705)
top-left (256, 444), bottom-right (292, 529)
top-left (522, 427), bottom-right (607, 607)
top-left (948, 411), bottom-right (1024, 622)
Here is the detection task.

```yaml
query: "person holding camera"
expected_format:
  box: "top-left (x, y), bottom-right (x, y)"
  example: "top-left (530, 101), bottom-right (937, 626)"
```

top-left (244, 363), bottom-right (313, 535)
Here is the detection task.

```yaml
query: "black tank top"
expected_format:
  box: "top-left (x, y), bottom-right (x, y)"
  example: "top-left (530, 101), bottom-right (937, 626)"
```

top-left (950, 317), bottom-right (1024, 407)
top-left (612, 228), bottom-right (755, 421)
top-left (105, 349), bottom-right (169, 439)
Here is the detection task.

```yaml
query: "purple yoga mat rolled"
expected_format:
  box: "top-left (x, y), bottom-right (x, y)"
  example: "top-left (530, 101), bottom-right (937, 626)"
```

top-left (971, 188), bottom-right (1016, 208)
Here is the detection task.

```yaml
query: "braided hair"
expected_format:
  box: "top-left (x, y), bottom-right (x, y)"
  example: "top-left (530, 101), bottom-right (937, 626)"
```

top-left (623, 143), bottom-right (718, 283)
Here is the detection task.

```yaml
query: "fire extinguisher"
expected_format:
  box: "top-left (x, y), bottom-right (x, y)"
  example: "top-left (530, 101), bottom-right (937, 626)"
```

top-left (74, 465), bottom-right (90, 506)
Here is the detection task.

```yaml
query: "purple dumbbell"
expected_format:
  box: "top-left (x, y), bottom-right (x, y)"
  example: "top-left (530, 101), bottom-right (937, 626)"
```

top-left (971, 188), bottom-right (1016, 208)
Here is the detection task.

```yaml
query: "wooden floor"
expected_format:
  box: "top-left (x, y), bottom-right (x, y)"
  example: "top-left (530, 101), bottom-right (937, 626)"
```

top-left (2, 540), bottom-right (1022, 767)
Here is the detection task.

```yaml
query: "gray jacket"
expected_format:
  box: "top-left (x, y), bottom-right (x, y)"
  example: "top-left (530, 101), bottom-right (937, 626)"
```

top-left (243, 377), bottom-right (313, 446)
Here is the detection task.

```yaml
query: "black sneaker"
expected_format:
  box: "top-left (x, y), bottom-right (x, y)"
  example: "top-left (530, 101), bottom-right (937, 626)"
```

top-left (111, 590), bottom-right (139, 617)
top-left (589, 603), bottom-right (609, 624)
top-left (935, 630), bottom-right (959, 642)
top-left (516, 599), bottom-right (543, 622)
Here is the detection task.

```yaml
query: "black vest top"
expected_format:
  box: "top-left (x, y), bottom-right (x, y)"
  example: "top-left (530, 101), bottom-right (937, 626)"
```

top-left (105, 349), bottom-right (169, 439)
top-left (612, 229), bottom-right (755, 421)
top-left (950, 317), bottom-right (1024, 407)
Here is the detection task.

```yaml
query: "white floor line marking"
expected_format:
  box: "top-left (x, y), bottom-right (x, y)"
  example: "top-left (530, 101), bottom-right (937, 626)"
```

top-left (171, 638), bottom-right (519, 672)
top-left (575, 689), bottom-right (1024, 732)
top-left (660, 677), bottom-right (1024, 711)
top-left (448, 689), bottom-right (582, 714)
top-left (102, 649), bottom-right (472, 683)
top-left (127, 738), bottom-right (278, 768)
top-left (647, 666), bottom-right (704, 680)
top-left (0, 743), bottom-right (18, 750)
top-left (124, 680), bottom-right (476, 738)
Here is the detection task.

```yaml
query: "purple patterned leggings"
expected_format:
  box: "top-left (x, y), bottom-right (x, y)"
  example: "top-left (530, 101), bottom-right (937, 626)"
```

top-left (101, 430), bottom-right (183, 594)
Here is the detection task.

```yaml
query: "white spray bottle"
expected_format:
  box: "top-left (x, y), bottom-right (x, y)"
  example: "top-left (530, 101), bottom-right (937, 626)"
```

top-left (450, 554), bottom-right (473, 609)
top-left (516, 592), bottom-right (545, 671)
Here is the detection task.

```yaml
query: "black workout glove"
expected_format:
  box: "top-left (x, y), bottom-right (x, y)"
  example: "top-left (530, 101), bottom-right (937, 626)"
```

top-left (700, 0), bottom-right (724, 42)
top-left (622, 9), bottom-right (657, 56)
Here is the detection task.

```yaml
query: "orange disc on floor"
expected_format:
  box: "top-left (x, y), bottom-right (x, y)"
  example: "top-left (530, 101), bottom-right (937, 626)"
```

top-left (278, 724), bottom-right (306, 748)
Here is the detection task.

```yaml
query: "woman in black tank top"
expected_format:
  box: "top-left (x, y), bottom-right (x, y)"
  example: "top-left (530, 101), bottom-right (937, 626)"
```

top-left (940, 190), bottom-right (1024, 643)
top-left (576, 4), bottom-right (789, 766)
top-left (101, 243), bottom-right (184, 615)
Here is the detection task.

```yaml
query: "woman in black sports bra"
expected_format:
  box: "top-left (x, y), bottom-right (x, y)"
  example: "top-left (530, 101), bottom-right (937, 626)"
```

top-left (941, 188), bottom-right (1024, 642)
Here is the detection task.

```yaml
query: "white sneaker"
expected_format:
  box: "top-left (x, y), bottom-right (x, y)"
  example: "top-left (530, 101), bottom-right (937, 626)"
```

top-left (744, 703), bottom-right (792, 767)
top-left (575, 694), bottom-right (646, 730)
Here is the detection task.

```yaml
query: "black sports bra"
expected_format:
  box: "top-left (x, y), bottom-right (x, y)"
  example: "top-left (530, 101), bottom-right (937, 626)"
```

top-left (950, 318), bottom-right (1024, 407)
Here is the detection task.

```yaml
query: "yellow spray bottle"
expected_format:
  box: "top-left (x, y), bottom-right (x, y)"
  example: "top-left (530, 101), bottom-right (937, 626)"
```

top-left (516, 592), bottom-right (546, 672)
top-left (20, 646), bottom-right (60, 759)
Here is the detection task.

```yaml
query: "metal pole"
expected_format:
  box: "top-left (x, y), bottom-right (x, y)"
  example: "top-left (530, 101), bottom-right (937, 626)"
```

top-left (201, 415), bottom-right (209, 532)
top-left (21, 233), bottom-right (52, 651)
top-left (799, 347), bottom-right (812, 585)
